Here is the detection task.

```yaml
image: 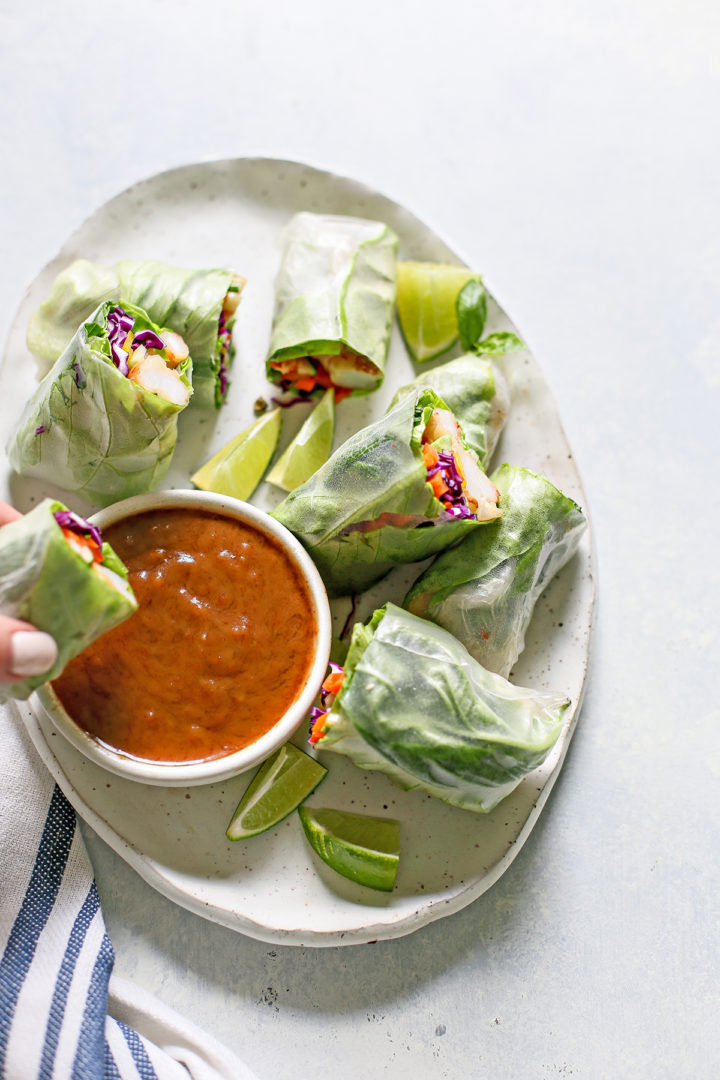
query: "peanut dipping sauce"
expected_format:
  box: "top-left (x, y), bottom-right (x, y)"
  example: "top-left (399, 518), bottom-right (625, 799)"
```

top-left (53, 509), bottom-right (318, 763)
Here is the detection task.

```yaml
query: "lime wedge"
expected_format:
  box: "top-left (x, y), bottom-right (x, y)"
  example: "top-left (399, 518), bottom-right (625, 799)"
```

top-left (226, 744), bottom-right (327, 840)
top-left (192, 408), bottom-right (282, 500)
top-left (266, 388), bottom-right (335, 491)
top-left (396, 261), bottom-right (481, 363)
top-left (298, 806), bottom-right (400, 892)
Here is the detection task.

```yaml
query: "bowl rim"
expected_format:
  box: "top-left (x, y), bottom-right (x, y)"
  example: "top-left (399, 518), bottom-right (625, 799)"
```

top-left (35, 488), bottom-right (332, 786)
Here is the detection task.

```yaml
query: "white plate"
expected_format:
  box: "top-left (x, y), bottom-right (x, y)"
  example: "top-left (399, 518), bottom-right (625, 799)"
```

top-left (2, 158), bottom-right (595, 947)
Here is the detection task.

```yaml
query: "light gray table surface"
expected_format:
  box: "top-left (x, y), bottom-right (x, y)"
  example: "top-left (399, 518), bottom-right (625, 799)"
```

top-left (2, 2), bottom-right (718, 1077)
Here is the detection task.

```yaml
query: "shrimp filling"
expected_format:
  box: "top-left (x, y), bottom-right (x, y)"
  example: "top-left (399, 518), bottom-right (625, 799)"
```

top-left (106, 306), bottom-right (190, 407)
top-left (337, 407), bottom-right (501, 539)
top-left (422, 408), bottom-right (501, 523)
top-left (269, 348), bottom-right (381, 403)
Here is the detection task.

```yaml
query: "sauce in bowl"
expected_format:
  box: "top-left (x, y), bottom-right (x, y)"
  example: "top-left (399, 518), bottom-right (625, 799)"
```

top-left (53, 508), bottom-right (318, 764)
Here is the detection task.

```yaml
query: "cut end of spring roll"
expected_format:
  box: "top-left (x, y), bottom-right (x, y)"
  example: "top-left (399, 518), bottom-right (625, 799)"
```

top-left (404, 464), bottom-right (588, 677)
top-left (308, 604), bottom-right (569, 814)
top-left (422, 407), bottom-right (501, 521)
top-left (0, 500), bottom-right (137, 702)
top-left (273, 388), bottom-right (499, 597)
top-left (8, 300), bottom-right (194, 507)
top-left (389, 353), bottom-right (511, 469)
top-left (267, 212), bottom-right (398, 401)
top-left (26, 259), bottom-right (245, 408)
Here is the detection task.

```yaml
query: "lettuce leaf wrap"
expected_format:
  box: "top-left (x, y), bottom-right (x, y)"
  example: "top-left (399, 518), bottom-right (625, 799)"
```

top-left (266, 212), bottom-right (398, 401)
top-left (310, 604), bottom-right (569, 813)
top-left (0, 499), bottom-right (137, 701)
top-left (8, 300), bottom-right (193, 507)
top-left (27, 258), bottom-right (243, 407)
top-left (272, 388), bottom-right (501, 597)
top-left (405, 465), bottom-right (587, 677)
top-left (388, 353), bottom-right (510, 468)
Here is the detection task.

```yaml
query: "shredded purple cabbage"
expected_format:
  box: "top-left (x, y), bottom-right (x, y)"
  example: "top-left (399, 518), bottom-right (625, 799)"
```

top-left (35, 425), bottom-right (45, 435)
top-left (308, 704), bottom-right (329, 742)
top-left (425, 444), bottom-right (478, 520)
top-left (131, 328), bottom-right (165, 351)
top-left (440, 503), bottom-right (476, 520)
top-left (106, 306), bottom-right (134, 376)
top-left (218, 357), bottom-right (229, 399)
top-left (437, 450), bottom-right (464, 493)
top-left (72, 361), bottom-right (86, 389)
top-left (54, 510), bottom-right (103, 549)
top-left (271, 394), bottom-right (313, 409)
top-left (215, 311), bottom-right (234, 401)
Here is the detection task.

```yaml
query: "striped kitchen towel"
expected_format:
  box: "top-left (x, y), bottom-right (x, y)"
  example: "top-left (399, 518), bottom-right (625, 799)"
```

top-left (0, 703), bottom-right (258, 1080)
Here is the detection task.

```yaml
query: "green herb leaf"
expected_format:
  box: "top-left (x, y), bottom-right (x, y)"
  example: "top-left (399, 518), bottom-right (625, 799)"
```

top-left (475, 331), bottom-right (525, 357)
top-left (456, 279), bottom-right (488, 351)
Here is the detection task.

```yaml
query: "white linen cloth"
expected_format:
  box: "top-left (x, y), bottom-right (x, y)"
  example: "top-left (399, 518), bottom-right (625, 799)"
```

top-left (0, 703), bottom-right (258, 1080)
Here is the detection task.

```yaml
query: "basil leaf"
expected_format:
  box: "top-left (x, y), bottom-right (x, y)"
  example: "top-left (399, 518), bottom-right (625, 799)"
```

top-left (476, 331), bottom-right (525, 357)
top-left (456, 279), bottom-right (487, 351)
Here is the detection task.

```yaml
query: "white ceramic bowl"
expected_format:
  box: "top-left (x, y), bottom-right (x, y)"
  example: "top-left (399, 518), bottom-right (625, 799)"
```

top-left (34, 489), bottom-right (332, 786)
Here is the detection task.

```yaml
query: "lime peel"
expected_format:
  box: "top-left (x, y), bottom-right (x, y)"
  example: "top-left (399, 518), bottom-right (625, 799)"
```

top-left (266, 388), bottom-right (335, 491)
top-left (396, 261), bottom-right (482, 363)
top-left (298, 806), bottom-right (400, 892)
top-left (226, 744), bottom-right (327, 840)
top-left (192, 407), bottom-right (282, 500)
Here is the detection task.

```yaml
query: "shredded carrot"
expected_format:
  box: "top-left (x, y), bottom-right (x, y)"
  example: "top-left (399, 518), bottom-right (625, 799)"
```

top-left (61, 528), bottom-right (103, 563)
top-left (334, 387), bottom-right (352, 403)
top-left (430, 473), bottom-right (449, 499)
top-left (309, 714), bottom-right (328, 744)
top-left (292, 376), bottom-right (315, 392)
top-left (322, 671), bottom-right (345, 696)
top-left (422, 443), bottom-right (439, 469)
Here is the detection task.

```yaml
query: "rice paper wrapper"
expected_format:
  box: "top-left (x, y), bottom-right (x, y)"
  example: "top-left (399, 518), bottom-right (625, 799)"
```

top-left (405, 465), bottom-right (588, 677)
top-left (272, 388), bottom-right (483, 596)
top-left (267, 212), bottom-right (398, 392)
top-left (8, 300), bottom-right (193, 507)
top-left (26, 260), bottom-right (119, 368)
top-left (27, 258), bottom-right (238, 407)
top-left (388, 353), bottom-right (510, 469)
top-left (116, 261), bottom-right (238, 408)
top-left (0, 499), bottom-right (137, 701)
top-left (319, 604), bottom-right (569, 813)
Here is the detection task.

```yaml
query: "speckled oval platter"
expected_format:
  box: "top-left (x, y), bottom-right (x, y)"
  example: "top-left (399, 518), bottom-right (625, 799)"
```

top-left (3, 158), bottom-right (595, 946)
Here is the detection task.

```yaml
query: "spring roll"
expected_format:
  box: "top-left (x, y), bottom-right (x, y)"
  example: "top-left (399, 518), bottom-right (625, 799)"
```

top-left (308, 604), bottom-right (569, 814)
top-left (266, 212), bottom-right (398, 401)
top-left (27, 259), bottom-right (244, 407)
top-left (8, 301), bottom-right (193, 507)
top-left (388, 353), bottom-right (510, 469)
top-left (405, 465), bottom-right (588, 677)
top-left (0, 499), bottom-right (137, 701)
top-left (272, 388), bottom-right (501, 597)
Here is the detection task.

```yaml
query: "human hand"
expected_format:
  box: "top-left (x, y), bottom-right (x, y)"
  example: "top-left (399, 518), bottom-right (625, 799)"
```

top-left (0, 502), bottom-right (58, 685)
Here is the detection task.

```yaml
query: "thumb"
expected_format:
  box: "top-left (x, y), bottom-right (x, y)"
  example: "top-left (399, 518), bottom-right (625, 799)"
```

top-left (0, 615), bottom-right (58, 685)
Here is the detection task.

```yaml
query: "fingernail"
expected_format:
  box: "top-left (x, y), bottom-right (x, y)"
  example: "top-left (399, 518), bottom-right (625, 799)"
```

top-left (10, 631), bottom-right (59, 677)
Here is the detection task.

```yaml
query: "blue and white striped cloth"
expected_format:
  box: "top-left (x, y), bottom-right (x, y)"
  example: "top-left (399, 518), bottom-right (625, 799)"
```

top-left (0, 704), bottom-right (258, 1080)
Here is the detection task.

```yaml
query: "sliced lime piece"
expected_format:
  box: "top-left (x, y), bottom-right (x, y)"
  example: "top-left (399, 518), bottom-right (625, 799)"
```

top-left (226, 744), bottom-right (327, 840)
top-left (298, 806), bottom-right (400, 892)
top-left (191, 408), bottom-right (282, 500)
top-left (396, 261), bottom-right (481, 363)
top-left (266, 388), bottom-right (335, 491)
